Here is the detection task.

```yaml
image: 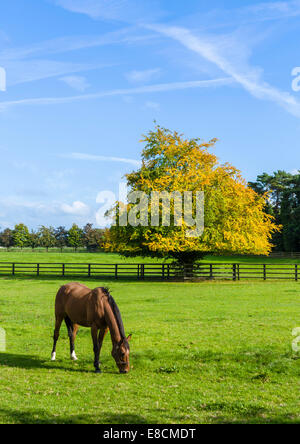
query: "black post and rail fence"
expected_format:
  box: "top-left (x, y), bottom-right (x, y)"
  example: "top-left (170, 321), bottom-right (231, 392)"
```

top-left (0, 262), bottom-right (299, 281)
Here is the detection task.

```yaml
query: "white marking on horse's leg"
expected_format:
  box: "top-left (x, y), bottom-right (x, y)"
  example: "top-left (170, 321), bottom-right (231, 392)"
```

top-left (71, 351), bottom-right (78, 361)
top-left (51, 352), bottom-right (56, 361)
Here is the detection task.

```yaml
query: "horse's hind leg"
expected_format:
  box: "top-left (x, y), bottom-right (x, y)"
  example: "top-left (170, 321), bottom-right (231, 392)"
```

top-left (71, 324), bottom-right (79, 360)
top-left (51, 314), bottom-right (63, 361)
top-left (65, 316), bottom-right (78, 361)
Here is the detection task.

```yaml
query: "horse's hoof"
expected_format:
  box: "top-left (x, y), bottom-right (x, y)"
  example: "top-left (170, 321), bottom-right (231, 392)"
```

top-left (71, 352), bottom-right (78, 361)
top-left (95, 369), bottom-right (101, 374)
top-left (51, 352), bottom-right (56, 361)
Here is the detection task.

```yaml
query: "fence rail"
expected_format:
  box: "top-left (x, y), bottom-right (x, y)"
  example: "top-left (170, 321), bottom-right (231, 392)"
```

top-left (269, 252), bottom-right (300, 258)
top-left (0, 262), bottom-right (299, 281)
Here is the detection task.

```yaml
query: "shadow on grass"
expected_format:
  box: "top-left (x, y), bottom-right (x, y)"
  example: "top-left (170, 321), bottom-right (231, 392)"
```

top-left (0, 352), bottom-right (121, 375)
top-left (0, 404), bottom-right (299, 424)
top-left (0, 408), bottom-right (149, 424)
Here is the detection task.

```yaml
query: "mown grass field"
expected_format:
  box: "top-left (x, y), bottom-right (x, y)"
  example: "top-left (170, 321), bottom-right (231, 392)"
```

top-left (0, 270), bottom-right (300, 424)
top-left (0, 251), bottom-right (299, 265)
top-left (0, 251), bottom-right (165, 264)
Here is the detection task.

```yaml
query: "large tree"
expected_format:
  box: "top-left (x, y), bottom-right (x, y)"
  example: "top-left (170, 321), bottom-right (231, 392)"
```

top-left (13, 224), bottom-right (30, 249)
top-left (38, 226), bottom-right (56, 252)
top-left (28, 230), bottom-right (41, 251)
top-left (68, 224), bottom-right (83, 251)
top-left (105, 126), bottom-right (279, 264)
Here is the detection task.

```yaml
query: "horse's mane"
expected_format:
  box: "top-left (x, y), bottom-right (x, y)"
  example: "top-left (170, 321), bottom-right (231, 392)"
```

top-left (101, 287), bottom-right (129, 348)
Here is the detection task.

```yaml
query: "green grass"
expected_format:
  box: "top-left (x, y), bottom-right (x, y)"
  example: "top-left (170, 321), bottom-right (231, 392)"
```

top-left (0, 251), bottom-right (165, 264)
top-left (0, 251), bottom-right (299, 265)
top-left (0, 276), bottom-right (300, 424)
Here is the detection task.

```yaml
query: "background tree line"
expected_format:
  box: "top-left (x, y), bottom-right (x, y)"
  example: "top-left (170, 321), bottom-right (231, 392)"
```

top-left (249, 170), bottom-right (300, 252)
top-left (1, 169), bottom-right (299, 254)
top-left (0, 223), bottom-right (105, 252)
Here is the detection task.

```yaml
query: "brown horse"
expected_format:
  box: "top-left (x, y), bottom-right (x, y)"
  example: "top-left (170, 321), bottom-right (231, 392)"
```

top-left (51, 282), bottom-right (131, 373)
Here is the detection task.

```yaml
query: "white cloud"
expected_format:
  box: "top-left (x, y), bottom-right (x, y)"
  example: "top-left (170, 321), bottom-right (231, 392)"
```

top-left (0, 28), bottom-right (155, 89)
top-left (54, 0), bottom-right (125, 20)
top-left (61, 201), bottom-right (90, 216)
top-left (53, 0), bottom-right (163, 23)
top-left (0, 28), bottom-right (155, 61)
top-left (0, 198), bottom-right (46, 210)
top-left (63, 152), bottom-right (141, 167)
top-left (182, 0), bottom-right (300, 31)
top-left (148, 24), bottom-right (300, 119)
top-left (0, 77), bottom-right (233, 111)
top-left (4, 60), bottom-right (99, 86)
top-left (243, 0), bottom-right (300, 22)
top-left (0, 195), bottom-right (93, 228)
top-left (126, 68), bottom-right (161, 83)
top-left (60, 75), bottom-right (90, 91)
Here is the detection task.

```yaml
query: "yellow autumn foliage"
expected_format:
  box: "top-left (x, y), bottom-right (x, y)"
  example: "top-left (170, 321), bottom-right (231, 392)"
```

top-left (105, 126), bottom-right (280, 262)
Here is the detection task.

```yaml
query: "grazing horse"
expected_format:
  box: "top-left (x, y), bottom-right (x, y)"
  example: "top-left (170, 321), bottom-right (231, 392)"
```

top-left (51, 282), bottom-right (131, 374)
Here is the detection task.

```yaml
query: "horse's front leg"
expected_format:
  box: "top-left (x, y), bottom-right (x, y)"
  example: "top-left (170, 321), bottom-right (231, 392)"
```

top-left (98, 327), bottom-right (109, 365)
top-left (91, 324), bottom-right (101, 374)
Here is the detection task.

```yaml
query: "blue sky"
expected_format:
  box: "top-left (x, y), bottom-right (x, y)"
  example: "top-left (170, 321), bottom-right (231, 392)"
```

top-left (0, 0), bottom-right (300, 229)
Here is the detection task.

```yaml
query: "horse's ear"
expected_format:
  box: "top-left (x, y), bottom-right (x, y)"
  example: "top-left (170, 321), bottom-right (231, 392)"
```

top-left (127, 334), bottom-right (132, 342)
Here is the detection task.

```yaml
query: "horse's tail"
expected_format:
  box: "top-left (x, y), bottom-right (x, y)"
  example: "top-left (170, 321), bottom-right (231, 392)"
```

top-left (54, 284), bottom-right (70, 316)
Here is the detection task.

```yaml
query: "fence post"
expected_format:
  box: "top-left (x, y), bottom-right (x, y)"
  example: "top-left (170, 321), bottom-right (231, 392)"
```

top-left (233, 264), bottom-right (237, 281)
top-left (4, 260), bottom-right (300, 281)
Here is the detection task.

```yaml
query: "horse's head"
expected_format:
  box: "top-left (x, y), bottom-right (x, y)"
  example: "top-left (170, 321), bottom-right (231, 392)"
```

top-left (112, 334), bottom-right (132, 374)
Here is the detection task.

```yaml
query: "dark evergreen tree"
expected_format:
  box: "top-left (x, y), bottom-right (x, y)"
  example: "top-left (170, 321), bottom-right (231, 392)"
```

top-left (0, 228), bottom-right (14, 250)
top-left (83, 223), bottom-right (105, 251)
top-left (249, 170), bottom-right (300, 251)
top-left (54, 226), bottom-right (68, 251)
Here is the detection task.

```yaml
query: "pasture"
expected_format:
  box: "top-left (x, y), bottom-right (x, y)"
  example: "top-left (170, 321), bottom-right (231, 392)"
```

top-left (0, 271), bottom-right (300, 424)
top-left (0, 250), bottom-right (300, 265)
